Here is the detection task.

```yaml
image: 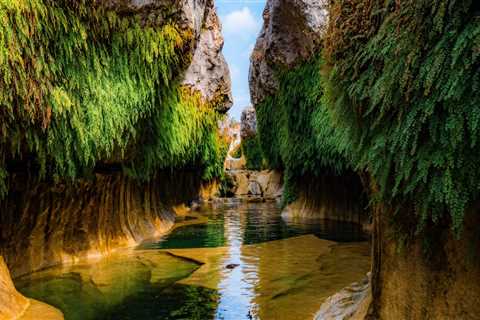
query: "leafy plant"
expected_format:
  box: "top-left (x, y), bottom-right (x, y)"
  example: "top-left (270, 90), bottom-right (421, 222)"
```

top-left (325, 0), bottom-right (480, 234)
top-left (0, 0), bottom-right (226, 195)
top-left (256, 55), bottom-right (352, 204)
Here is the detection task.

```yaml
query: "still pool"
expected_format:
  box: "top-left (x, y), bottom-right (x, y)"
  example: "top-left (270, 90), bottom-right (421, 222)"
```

top-left (15, 200), bottom-right (370, 320)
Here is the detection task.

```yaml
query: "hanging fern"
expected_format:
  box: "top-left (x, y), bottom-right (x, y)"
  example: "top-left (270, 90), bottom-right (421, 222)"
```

top-left (0, 0), bottom-right (226, 196)
top-left (256, 55), bottom-right (352, 204)
top-left (325, 0), bottom-right (480, 234)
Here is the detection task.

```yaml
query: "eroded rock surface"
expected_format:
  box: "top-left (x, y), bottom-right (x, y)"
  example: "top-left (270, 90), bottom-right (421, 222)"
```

top-left (183, 3), bottom-right (233, 112)
top-left (226, 170), bottom-right (283, 200)
top-left (0, 172), bottom-right (212, 277)
top-left (0, 257), bottom-right (63, 320)
top-left (249, 0), bottom-right (328, 104)
top-left (315, 274), bottom-right (371, 320)
top-left (240, 107), bottom-right (257, 139)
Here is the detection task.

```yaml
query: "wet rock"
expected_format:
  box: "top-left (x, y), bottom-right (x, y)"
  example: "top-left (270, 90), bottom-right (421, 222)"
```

top-left (225, 263), bottom-right (240, 269)
top-left (0, 257), bottom-right (63, 320)
top-left (240, 107), bottom-right (257, 139)
top-left (315, 274), bottom-right (371, 320)
top-left (249, 0), bottom-right (328, 105)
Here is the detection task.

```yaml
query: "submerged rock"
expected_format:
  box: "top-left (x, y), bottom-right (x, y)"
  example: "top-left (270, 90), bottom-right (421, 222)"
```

top-left (315, 274), bottom-right (371, 320)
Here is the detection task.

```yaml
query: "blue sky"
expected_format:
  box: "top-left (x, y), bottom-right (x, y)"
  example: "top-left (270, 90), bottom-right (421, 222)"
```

top-left (216, 0), bottom-right (266, 120)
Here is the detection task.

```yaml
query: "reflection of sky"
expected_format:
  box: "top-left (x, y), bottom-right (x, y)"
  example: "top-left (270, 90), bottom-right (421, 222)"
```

top-left (216, 0), bottom-right (266, 120)
top-left (215, 209), bottom-right (259, 320)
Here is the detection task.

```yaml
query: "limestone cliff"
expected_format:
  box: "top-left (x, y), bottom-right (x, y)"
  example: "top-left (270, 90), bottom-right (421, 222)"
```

top-left (249, 0), bottom-right (366, 224)
top-left (249, 0), bottom-right (328, 105)
top-left (0, 0), bottom-right (231, 278)
top-left (249, 0), bottom-right (480, 319)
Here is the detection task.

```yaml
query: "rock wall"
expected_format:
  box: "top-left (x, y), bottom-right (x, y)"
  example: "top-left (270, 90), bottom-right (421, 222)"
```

top-left (368, 205), bottom-right (480, 319)
top-left (0, 0), bottom-right (231, 278)
top-left (249, 0), bottom-right (328, 105)
top-left (281, 173), bottom-right (368, 226)
top-left (0, 171), bottom-right (212, 277)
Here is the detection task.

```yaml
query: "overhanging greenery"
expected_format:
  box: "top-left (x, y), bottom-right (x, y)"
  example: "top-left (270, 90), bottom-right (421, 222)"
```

top-left (0, 0), bottom-right (227, 196)
top-left (325, 0), bottom-right (480, 234)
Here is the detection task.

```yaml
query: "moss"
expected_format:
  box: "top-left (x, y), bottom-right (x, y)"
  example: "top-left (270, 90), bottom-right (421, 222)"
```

top-left (0, 0), bottom-right (226, 195)
top-left (241, 135), bottom-right (265, 170)
top-left (256, 55), bottom-right (351, 204)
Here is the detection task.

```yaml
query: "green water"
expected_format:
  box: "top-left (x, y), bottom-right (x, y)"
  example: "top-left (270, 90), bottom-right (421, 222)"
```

top-left (16, 200), bottom-right (369, 320)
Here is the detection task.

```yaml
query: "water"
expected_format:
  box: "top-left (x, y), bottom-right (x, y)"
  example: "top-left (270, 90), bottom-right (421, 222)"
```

top-left (16, 200), bottom-right (370, 320)
top-left (139, 200), bottom-right (367, 250)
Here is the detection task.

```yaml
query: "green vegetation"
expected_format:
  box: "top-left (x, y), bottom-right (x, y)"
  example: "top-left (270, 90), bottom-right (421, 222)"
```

top-left (256, 55), bottom-right (352, 204)
top-left (324, 0), bottom-right (480, 234)
top-left (241, 135), bottom-right (265, 170)
top-left (0, 0), bottom-right (226, 196)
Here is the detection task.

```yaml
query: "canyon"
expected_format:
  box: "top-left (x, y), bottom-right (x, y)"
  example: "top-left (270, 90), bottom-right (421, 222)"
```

top-left (0, 0), bottom-right (479, 319)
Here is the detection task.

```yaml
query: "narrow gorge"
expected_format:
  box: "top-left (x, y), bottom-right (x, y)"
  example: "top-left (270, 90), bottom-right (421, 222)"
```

top-left (0, 0), bottom-right (479, 319)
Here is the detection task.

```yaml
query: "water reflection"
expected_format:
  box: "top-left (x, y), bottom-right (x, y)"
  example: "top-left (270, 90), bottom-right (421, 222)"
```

top-left (15, 201), bottom-right (370, 320)
top-left (215, 204), bottom-right (259, 320)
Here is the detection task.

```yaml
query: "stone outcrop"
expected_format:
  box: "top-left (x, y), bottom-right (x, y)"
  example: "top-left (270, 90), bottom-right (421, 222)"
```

top-left (240, 107), bottom-right (257, 139)
top-left (0, 257), bottom-right (63, 320)
top-left (226, 170), bottom-right (283, 200)
top-left (315, 274), bottom-right (371, 320)
top-left (182, 2), bottom-right (233, 112)
top-left (249, 0), bottom-right (328, 104)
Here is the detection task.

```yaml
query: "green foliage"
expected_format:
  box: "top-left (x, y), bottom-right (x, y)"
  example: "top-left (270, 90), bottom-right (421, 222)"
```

top-left (325, 0), bottom-right (480, 234)
top-left (241, 135), bottom-right (265, 170)
top-left (256, 55), bottom-right (351, 204)
top-left (0, 0), bottom-right (226, 195)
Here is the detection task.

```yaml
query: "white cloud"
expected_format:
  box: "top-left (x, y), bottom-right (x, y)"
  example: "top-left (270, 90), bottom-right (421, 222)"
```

top-left (222, 7), bottom-right (260, 39)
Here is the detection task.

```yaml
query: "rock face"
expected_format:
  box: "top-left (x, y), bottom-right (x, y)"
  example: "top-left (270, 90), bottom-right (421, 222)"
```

top-left (226, 170), bottom-right (283, 200)
top-left (182, 2), bottom-right (233, 112)
top-left (281, 173), bottom-right (368, 226)
top-left (240, 107), bottom-right (257, 139)
top-left (0, 0), bottom-right (230, 279)
top-left (315, 274), bottom-right (371, 320)
top-left (0, 172), bottom-right (212, 277)
top-left (249, 0), bottom-right (328, 104)
top-left (0, 257), bottom-right (63, 320)
top-left (369, 206), bottom-right (480, 319)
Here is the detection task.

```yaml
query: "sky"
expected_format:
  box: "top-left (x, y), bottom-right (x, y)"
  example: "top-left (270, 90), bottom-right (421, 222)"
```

top-left (216, 0), bottom-right (266, 120)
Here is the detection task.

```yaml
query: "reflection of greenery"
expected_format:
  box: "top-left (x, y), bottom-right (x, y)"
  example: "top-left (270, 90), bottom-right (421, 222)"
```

top-left (169, 285), bottom-right (219, 320)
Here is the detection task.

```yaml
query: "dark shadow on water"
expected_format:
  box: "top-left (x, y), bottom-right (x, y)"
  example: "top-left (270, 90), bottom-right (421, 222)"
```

top-left (139, 201), bottom-right (367, 250)
top-left (98, 284), bottom-right (219, 320)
